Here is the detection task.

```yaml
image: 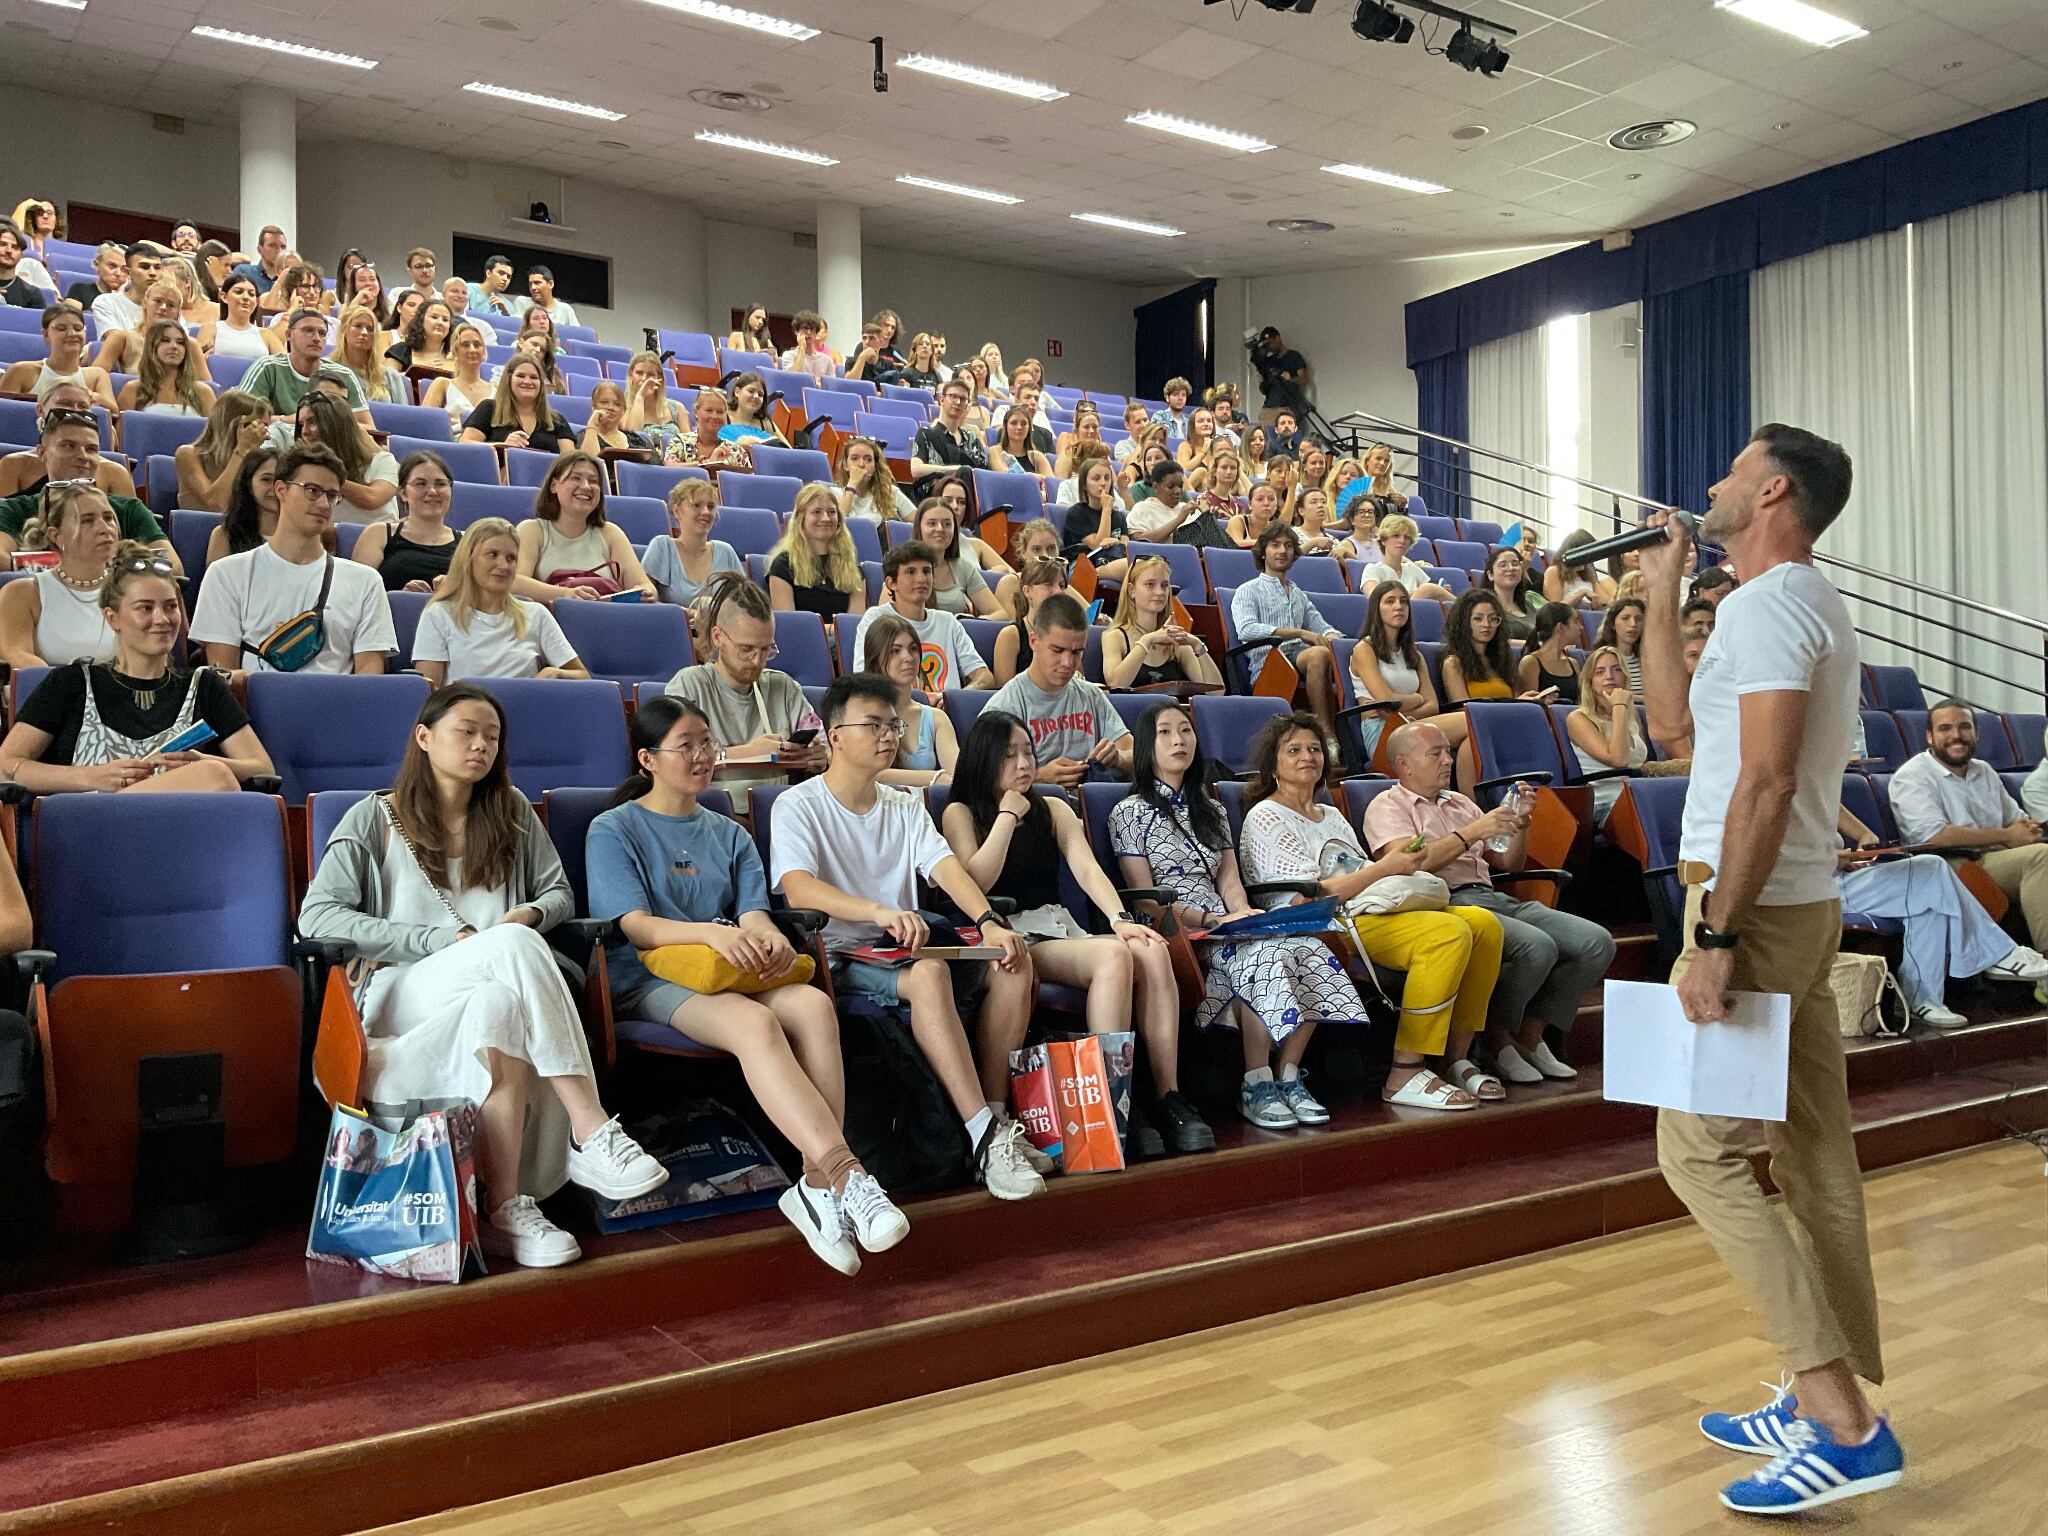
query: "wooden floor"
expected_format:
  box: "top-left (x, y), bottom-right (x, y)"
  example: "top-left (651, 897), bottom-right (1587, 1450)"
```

top-left (372, 1143), bottom-right (2048, 1536)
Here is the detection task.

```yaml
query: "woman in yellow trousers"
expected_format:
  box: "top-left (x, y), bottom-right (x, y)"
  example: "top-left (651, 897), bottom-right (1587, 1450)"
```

top-left (1237, 713), bottom-right (1504, 1113)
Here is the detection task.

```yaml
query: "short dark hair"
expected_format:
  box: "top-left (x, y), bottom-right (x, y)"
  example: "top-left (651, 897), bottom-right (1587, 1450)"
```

top-left (939, 376), bottom-right (971, 398)
top-left (125, 241), bottom-right (157, 263)
top-left (485, 254), bottom-right (512, 273)
top-left (1679, 596), bottom-right (1716, 626)
top-left (1253, 522), bottom-right (1295, 570)
top-left (821, 673), bottom-right (897, 729)
top-left (1692, 565), bottom-right (1737, 594)
top-left (527, 264), bottom-right (553, 282)
top-left (1148, 459), bottom-right (1184, 487)
top-left (1031, 592), bottom-right (1087, 637)
top-left (792, 309), bottom-right (823, 331)
top-left (1926, 697), bottom-right (1975, 727)
top-left (882, 538), bottom-right (938, 580)
top-left (278, 440), bottom-right (344, 484)
top-left (1751, 423), bottom-right (1852, 538)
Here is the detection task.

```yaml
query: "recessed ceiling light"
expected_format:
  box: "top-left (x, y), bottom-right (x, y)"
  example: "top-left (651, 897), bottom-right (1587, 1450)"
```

top-left (190, 25), bottom-right (376, 68)
top-left (643, 1), bottom-right (818, 41)
top-left (1713, 0), bottom-right (1867, 49)
top-left (1450, 124), bottom-right (1489, 141)
top-left (1126, 110), bottom-right (1272, 154)
top-left (466, 81), bottom-right (622, 119)
top-left (1071, 212), bottom-right (1184, 237)
top-left (897, 54), bottom-right (1066, 101)
top-left (1322, 162), bottom-right (1449, 194)
top-left (896, 174), bottom-right (1021, 205)
top-left (695, 128), bottom-right (837, 164)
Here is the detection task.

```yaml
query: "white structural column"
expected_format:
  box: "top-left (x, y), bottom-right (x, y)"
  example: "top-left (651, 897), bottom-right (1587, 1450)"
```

top-left (816, 201), bottom-right (863, 348)
top-left (239, 84), bottom-right (298, 246)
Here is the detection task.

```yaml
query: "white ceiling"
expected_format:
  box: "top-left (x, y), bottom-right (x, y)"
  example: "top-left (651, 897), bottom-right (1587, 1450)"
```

top-left (5, 0), bottom-right (2046, 284)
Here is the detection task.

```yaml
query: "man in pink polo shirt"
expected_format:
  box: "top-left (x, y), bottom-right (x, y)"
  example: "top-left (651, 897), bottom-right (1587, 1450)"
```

top-left (1362, 720), bottom-right (1613, 1088)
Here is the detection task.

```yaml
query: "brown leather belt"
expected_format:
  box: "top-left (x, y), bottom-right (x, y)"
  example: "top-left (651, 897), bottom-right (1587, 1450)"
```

top-left (1679, 860), bottom-right (1715, 887)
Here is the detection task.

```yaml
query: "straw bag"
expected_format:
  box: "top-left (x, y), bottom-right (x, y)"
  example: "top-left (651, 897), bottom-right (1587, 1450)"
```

top-left (1829, 952), bottom-right (1905, 1039)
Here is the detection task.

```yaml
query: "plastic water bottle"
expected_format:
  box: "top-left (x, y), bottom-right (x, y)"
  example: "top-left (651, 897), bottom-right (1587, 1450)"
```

top-left (1488, 783), bottom-right (1532, 853)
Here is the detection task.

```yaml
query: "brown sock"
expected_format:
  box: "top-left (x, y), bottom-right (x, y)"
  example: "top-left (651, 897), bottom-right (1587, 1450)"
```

top-left (809, 1142), bottom-right (859, 1194)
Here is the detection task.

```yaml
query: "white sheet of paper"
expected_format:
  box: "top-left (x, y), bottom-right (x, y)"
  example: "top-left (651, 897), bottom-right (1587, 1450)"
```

top-left (1602, 980), bottom-right (1792, 1121)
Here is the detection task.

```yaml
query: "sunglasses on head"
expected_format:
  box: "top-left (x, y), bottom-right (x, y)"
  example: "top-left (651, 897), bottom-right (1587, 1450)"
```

top-left (42, 408), bottom-right (97, 435)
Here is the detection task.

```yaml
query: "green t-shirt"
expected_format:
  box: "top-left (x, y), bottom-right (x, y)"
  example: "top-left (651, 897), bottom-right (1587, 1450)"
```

top-left (233, 353), bottom-right (369, 414)
top-left (0, 490), bottom-right (166, 544)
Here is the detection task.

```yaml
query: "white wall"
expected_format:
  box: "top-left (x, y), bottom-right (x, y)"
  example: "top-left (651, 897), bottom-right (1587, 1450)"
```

top-left (1587, 302), bottom-right (1642, 501)
top-left (10, 87), bottom-right (240, 227)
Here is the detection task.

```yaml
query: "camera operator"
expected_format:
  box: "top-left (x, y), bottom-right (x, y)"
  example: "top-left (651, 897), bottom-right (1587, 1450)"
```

top-left (1250, 326), bottom-right (1312, 432)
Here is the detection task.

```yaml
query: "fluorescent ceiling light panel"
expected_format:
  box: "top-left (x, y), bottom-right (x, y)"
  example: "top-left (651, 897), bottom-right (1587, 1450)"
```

top-left (896, 54), bottom-right (1066, 101)
top-left (465, 82), bottom-right (625, 120)
top-left (1071, 212), bottom-right (1184, 238)
top-left (695, 129), bottom-right (838, 165)
top-left (642, 0), bottom-right (818, 40)
top-left (1126, 110), bottom-right (1272, 154)
top-left (26, 0), bottom-right (88, 10)
top-left (190, 25), bottom-right (375, 68)
top-left (896, 175), bottom-right (1022, 205)
top-left (1713, 0), bottom-right (1867, 48)
top-left (1322, 162), bottom-right (1448, 194)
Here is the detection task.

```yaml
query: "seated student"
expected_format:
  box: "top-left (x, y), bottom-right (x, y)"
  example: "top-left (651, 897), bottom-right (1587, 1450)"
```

top-left (414, 519), bottom-right (586, 685)
top-left (1238, 713), bottom-right (1504, 1114)
top-left (207, 446), bottom-right (284, 566)
top-left (1129, 461), bottom-right (1212, 548)
top-left (1364, 721), bottom-right (1609, 1088)
top-left (1151, 376), bottom-right (1194, 442)
top-left (1102, 555), bottom-right (1222, 690)
top-left (1110, 701), bottom-right (1370, 1129)
top-left (577, 380), bottom-right (643, 457)
top-left (767, 484), bottom-right (867, 620)
top-left (330, 302), bottom-right (406, 405)
top-left (1481, 544), bottom-right (1546, 643)
top-left (851, 540), bottom-right (996, 691)
top-left (620, 353), bottom-right (687, 453)
top-left (1062, 456), bottom-right (1131, 585)
top-left (913, 497), bottom-right (1002, 618)
top-left (1680, 594), bottom-right (1717, 637)
top-left (770, 674), bottom-right (1045, 1200)
top-left (588, 695), bottom-right (908, 1272)
top-left (988, 593), bottom-right (1132, 784)
top-left (643, 478), bottom-right (740, 611)
top-left (663, 577), bottom-right (825, 786)
top-left (1835, 802), bottom-right (2048, 1028)
top-left (668, 387), bottom-right (754, 470)
top-left (0, 304), bottom-right (116, 411)
top-left (351, 450), bottom-right (459, 592)
top-left (513, 451), bottom-right (656, 605)
top-left (838, 436), bottom-right (917, 524)
top-left (458, 357), bottom-right (575, 455)
top-left (1516, 602), bottom-right (1583, 704)
top-left (0, 541), bottom-right (272, 795)
top-left (1563, 645), bottom-right (1688, 825)
top-left (932, 473), bottom-right (1013, 577)
top-left (721, 372), bottom-right (784, 447)
top-left (1231, 523), bottom-right (1342, 741)
top-left (282, 390), bottom-right (400, 524)
top-left (237, 306), bottom-right (372, 425)
top-left (421, 321), bottom-right (493, 434)
top-left (909, 375), bottom-right (988, 497)
top-left (1888, 699), bottom-right (2048, 960)
top-left (1689, 563), bottom-right (1737, 608)
top-left (1350, 579), bottom-right (1465, 765)
top-left (1542, 528), bottom-right (1618, 609)
top-left (0, 405), bottom-right (177, 571)
top-left (0, 482), bottom-right (121, 668)
top-left (778, 309), bottom-right (835, 382)
top-left (942, 711), bottom-right (1212, 1157)
top-left (991, 556), bottom-right (1067, 686)
top-left (1359, 513), bottom-right (1454, 601)
top-left (1592, 596), bottom-right (1646, 697)
top-left (1227, 479), bottom-right (1282, 550)
top-left (861, 613), bottom-right (960, 788)
top-left (842, 320), bottom-right (900, 386)
top-left (301, 683), bottom-right (666, 1268)
top-left (1441, 589), bottom-right (1544, 708)
top-left (990, 407), bottom-right (1052, 478)
top-left (191, 442), bottom-right (398, 675)
top-left (991, 519), bottom-right (1082, 621)
top-left (1051, 407), bottom-right (1104, 484)
top-left (174, 390), bottom-right (271, 514)
top-left (91, 280), bottom-right (186, 376)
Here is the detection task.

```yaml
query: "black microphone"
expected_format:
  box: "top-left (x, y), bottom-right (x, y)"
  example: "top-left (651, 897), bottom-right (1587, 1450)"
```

top-left (1564, 510), bottom-right (1695, 568)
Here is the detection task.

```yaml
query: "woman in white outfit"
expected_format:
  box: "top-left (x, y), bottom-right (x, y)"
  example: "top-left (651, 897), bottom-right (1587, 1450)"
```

top-left (0, 482), bottom-right (120, 669)
top-left (300, 683), bottom-right (666, 1268)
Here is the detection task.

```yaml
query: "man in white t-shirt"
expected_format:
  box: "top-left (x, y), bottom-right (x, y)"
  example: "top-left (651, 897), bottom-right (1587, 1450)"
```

top-left (988, 594), bottom-right (1130, 785)
top-left (1887, 699), bottom-right (2048, 954)
top-left (770, 674), bottom-right (1043, 1202)
top-left (191, 442), bottom-right (397, 675)
top-left (851, 541), bottom-right (995, 691)
top-left (1640, 424), bottom-right (1903, 1515)
top-left (89, 241), bottom-right (159, 335)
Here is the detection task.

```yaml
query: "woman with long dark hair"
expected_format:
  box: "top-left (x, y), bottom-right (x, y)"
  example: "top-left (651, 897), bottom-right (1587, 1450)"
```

top-left (209, 444), bottom-right (282, 565)
top-left (942, 711), bottom-right (1209, 1155)
top-left (1482, 544), bottom-right (1545, 642)
top-left (1109, 702), bottom-right (1370, 1131)
top-left (1440, 589), bottom-right (1521, 704)
top-left (300, 683), bottom-right (666, 1268)
top-left (1516, 601), bottom-right (1583, 704)
top-left (586, 693), bottom-right (910, 1271)
top-left (1350, 579), bottom-right (1466, 764)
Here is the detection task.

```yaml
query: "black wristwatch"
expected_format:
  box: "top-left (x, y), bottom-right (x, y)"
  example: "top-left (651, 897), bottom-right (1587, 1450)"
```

top-left (973, 910), bottom-right (1011, 932)
top-left (1693, 919), bottom-right (1740, 951)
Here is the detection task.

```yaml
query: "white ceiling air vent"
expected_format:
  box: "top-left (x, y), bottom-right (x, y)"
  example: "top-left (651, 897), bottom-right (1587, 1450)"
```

top-left (1269, 218), bottom-right (1334, 233)
top-left (1608, 119), bottom-right (1696, 151)
top-left (690, 88), bottom-right (774, 114)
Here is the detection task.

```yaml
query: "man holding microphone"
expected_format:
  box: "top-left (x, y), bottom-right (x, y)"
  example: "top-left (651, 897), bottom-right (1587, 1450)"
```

top-left (1638, 425), bottom-right (1904, 1515)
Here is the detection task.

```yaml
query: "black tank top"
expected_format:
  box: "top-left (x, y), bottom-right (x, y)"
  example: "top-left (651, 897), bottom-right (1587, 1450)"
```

top-left (377, 522), bottom-right (457, 591)
top-left (990, 801), bottom-right (1062, 912)
top-left (1118, 628), bottom-right (1186, 689)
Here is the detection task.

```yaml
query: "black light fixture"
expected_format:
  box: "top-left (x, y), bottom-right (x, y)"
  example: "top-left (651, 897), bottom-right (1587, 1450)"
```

top-left (1351, 1), bottom-right (1414, 42)
top-left (1444, 21), bottom-right (1510, 74)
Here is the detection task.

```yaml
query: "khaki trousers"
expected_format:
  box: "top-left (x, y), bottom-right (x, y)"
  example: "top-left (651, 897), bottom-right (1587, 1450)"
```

top-left (1980, 843), bottom-right (2048, 948)
top-left (1655, 887), bottom-right (1883, 1384)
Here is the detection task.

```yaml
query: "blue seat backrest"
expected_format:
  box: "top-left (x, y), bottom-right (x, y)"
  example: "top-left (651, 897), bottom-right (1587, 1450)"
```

top-left (774, 610), bottom-right (834, 688)
top-left (168, 509), bottom-right (220, 589)
top-left (1459, 519), bottom-right (1504, 547)
top-left (1857, 709), bottom-right (1907, 770)
top-left (1410, 600), bottom-right (1445, 643)
top-left (752, 445), bottom-right (832, 484)
top-left (308, 788), bottom-right (377, 869)
top-left (368, 401), bottom-right (453, 443)
top-left (395, 436), bottom-right (499, 485)
top-left (657, 330), bottom-right (718, 366)
top-left (480, 678), bottom-right (628, 798)
top-left (1203, 548), bottom-right (1256, 592)
top-left (854, 413), bottom-right (915, 452)
top-left (550, 603), bottom-right (693, 688)
top-left (941, 689), bottom-right (994, 744)
top-left (505, 446), bottom-right (560, 489)
top-left (1125, 541), bottom-right (1210, 604)
top-left (971, 468), bottom-right (1045, 523)
top-left (1191, 695), bottom-right (1288, 776)
top-left (616, 461), bottom-right (708, 500)
top-left (2004, 712), bottom-right (2045, 769)
top-left (1464, 700), bottom-right (1566, 800)
top-left (716, 505), bottom-right (784, 557)
top-left (448, 481), bottom-right (535, 530)
top-left (1973, 710), bottom-right (2016, 770)
top-left (1620, 776), bottom-right (1689, 869)
top-left (834, 612), bottom-right (861, 674)
top-left (545, 787), bottom-right (739, 918)
top-left (1840, 772), bottom-right (1892, 844)
top-left (246, 673), bottom-right (432, 802)
top-left (722, 474), bottom-right (802, 515)
top-left (1866, 664), bottom-right (1926, 711)
top-left (120, 412), bottom-right (204, 467)
top-left (387, 590), bottom-right (429, 671)
top-left (607, 495), bottom-right (670, 547)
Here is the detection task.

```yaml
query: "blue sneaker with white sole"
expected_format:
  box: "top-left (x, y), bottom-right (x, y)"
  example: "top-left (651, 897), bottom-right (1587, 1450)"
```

top-left (1700, 1378), bottom-right (1800, 1454)
top-left (1719, 1416), bottom-right (1903, 1515)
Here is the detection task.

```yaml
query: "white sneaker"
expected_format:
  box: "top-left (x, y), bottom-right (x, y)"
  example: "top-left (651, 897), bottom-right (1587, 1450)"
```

top-left (483, 1195), bottom-right (581, 1268)
top-left (1014, 1124), bottom-right (1057, 1176)
top-left (975, 1117), bottom-right (1047, 1201)
top-left (778, 1179), bottom-right (861, 1275)
top-left (1912, 1001), bottom-right (1969, 1029)
top-left (1523, 1038), bottom-right (1579, 1080)
top-left (837, 1169), bottom-right (910, 1253)
top-left (1491, 1043), bottom-right (1547, 1085)
top-left (1985, 946), bottom-right (2048, 983)
top-left (564, 1117), bottom-right (669, 1202)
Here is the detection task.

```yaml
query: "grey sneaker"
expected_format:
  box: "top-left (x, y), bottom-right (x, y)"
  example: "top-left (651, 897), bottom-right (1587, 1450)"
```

top-left (1240, 1078), bottom-right (1298, 1130)
top-left (1278, 1073), bottom-right (1331, 1125)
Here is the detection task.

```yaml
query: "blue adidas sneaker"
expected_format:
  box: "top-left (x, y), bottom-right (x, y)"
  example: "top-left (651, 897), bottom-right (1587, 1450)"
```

top-left (1719, 1416), bottom-right (1903, 1515)
top-left (1700, 1378), bottom-right (1800, 1454)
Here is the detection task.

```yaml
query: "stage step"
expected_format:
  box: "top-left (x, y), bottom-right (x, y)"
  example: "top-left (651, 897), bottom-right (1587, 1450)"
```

top-left (2, 1015), bottom-right (2041, 1536)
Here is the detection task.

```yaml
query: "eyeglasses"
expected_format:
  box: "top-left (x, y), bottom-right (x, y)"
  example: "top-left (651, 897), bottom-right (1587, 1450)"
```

top-left (649, 738), bottom-right (717, 758)
top-left (722, 640), bottom-right (780, 662)
top-left (833, 718), bottom-right (905, 740)
top-left (284, 481), bottom-right (343, 504)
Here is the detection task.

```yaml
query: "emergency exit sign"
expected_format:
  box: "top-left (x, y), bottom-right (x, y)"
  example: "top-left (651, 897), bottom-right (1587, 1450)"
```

top-left (1046, 339), bottom-right (1063, 358)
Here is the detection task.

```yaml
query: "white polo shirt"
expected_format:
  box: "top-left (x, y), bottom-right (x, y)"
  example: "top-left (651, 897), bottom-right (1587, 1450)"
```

top-left (1887, 752), bottom-right (2020, 844)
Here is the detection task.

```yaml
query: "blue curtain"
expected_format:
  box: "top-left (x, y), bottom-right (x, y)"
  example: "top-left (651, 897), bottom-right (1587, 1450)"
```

top-left (1133, 279), bottom-right (1215, 401)
top-left (1641, 273), bottom-right (1750, 516)
top-left (1413, 350), bottom-right (1468, 520)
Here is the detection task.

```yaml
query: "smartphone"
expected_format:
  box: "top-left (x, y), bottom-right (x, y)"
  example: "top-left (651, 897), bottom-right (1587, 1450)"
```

top-left (1404, 834), bottom-right (1428, 853)
top-left (1533, 685), bottom-right (1559, 701)
top-left (786, 727), bottom-right (819, 746)
top-left (605, 589), bottom-right (645, 603)
top-left (159, 721), bottom-right (217, 754)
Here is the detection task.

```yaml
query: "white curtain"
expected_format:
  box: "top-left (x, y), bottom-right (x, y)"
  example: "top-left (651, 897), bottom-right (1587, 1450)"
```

top-left (1469, 326), bottom-right (1550, 536)
top-left (1751, 195), bottom-right (2048, 712)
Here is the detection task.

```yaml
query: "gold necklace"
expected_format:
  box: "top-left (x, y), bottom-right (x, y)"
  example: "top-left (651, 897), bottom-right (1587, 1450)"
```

top-left (104, 665), bottom-right (172, 712)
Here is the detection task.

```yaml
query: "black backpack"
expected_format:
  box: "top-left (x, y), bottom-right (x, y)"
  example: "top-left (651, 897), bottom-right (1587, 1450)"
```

top-left (838, 1007), bottom-right (973, 1195)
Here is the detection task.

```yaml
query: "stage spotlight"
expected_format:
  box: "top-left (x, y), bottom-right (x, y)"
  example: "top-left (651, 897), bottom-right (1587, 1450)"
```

top-left (1351, 1), bottom-right (1414, 42)
top-left (1445, 22), bottom-right (1509, 74)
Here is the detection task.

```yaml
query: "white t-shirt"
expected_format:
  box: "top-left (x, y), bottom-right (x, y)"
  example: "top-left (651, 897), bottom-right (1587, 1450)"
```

top-left (1127, 496), bottom-right (1186, 542)
top-left (339, 448), bottom-right (401, 525)
top-left (91, 291), bottom-right (143, 334)
top-left (851, 603), bottom-right (987, 691)
top-left (411, 599), bottom-right (576, 680)
top-left (768, 777), bottom-right (955, 953)
top-left (1679, 560), bottom-right (1859, 906)
top-left (190, 544), bottom-right (398, 673)
top-left (1887, 752), bottom-right (2020, 844)
top-left (1361, 560), bottom-right (1430, 593)
top-left (2022, 759), bottom-right (2048, 824)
